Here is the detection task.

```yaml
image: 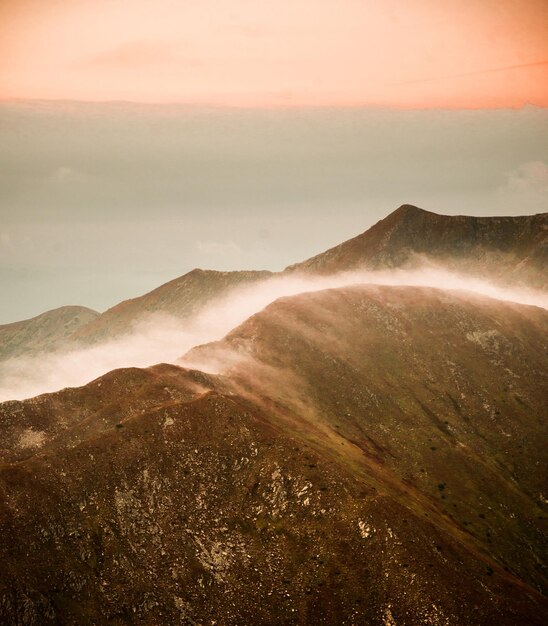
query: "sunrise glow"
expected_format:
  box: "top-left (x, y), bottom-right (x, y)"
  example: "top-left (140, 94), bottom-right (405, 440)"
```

top-left (1, 0), bottom-right (547, 108)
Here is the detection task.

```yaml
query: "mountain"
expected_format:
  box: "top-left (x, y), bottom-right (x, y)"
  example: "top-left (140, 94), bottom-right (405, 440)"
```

top-left (70, 268), bottom-right (273, 344)
top-left (3, 205), bottom-right (546, 363)
top-left (185, 284), bottom-right (548, 594)
top-left (0, 270), bottom-right (273, 364)
top-left (286, 205), bottom-right (548, 289)
top-left (1, 286), bottom-right (546, 625)
top-left (0, 306), bottom-right (99, 362)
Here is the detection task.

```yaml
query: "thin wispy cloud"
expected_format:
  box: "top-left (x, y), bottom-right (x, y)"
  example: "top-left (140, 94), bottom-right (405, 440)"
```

top-left (392, 60), bottom-right (548, 85)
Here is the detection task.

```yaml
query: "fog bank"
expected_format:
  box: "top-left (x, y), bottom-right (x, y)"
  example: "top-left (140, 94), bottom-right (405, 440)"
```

top-left (1, 268), bottom-right (546, 401)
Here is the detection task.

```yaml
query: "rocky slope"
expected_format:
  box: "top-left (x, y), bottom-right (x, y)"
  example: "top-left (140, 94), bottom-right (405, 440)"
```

top-left (286, 205), bottom-right (548, 289)
top-left (1, 286), bottom-right (546, 625)
top-left (0, 306), bottom-right (99, 362)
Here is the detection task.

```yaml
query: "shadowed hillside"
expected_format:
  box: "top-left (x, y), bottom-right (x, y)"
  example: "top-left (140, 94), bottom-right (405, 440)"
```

top-left (1, 286), bottom-right (546, 625)
top-left (186, 285), bottom-right (548, 593)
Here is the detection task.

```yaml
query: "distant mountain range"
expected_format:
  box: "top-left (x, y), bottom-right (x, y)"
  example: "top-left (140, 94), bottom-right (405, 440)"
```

top-left (1, 205), bottom-right (546, 363)
top-left (1, 205), bottom-right (547, 624)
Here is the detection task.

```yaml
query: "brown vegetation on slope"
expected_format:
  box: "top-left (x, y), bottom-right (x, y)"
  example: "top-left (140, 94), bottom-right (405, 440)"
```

top-left (1, 286), bottom-right (546, 625)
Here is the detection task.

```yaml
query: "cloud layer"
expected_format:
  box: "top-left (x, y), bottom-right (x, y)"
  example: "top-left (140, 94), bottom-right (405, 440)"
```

top-left (1, 267), bottom-right (546, 401)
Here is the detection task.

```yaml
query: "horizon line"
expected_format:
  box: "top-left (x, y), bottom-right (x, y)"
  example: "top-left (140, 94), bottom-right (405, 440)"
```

top-left (1, 97), bottom-right (547, 112)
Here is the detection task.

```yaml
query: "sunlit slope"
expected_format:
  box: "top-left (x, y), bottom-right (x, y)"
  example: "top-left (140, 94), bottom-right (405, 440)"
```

top-left (186, 285), bottom-right (548, 593)
top-left (287, 205), bottom-right (548, 289)
top-left (1, 285), bottom-right (546, 624)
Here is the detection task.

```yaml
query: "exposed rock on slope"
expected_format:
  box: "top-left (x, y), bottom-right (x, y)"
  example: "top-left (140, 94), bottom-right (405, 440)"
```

top-left (286, 205), bottom-right (548, 289)
top-left (187, 285), bottom-right (548, 594)
top-left (1, 286), bottom-right (546, 625)
top-left (0, 306), bottom-right (99, 362)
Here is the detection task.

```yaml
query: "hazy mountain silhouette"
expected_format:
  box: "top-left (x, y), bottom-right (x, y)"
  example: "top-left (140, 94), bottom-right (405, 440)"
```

top-left (0, 306), bottom-right (99, 362)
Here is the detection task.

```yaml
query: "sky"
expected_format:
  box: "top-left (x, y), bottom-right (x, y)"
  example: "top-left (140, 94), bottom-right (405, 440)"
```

top-left (1, 0), bottom-right (547, 107)
top-left (0, 1), bottom-right (547, 324)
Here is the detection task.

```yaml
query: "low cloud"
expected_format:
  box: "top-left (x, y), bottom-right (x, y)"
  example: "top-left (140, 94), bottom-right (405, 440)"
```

top-left (0, 267), bottom-right (546, 402)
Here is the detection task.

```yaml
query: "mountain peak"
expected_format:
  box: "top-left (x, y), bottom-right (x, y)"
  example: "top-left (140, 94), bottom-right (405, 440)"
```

top-left (385, 203), bottom-right (440, 223)
top-left (392, 203), bottom-right (427, 215)
top-left (286, 205), bottom-right (547, 288)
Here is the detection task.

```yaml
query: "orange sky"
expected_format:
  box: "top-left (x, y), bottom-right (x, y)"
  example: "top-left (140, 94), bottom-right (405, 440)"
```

top-left (1, 0), bottom-right (547, 107)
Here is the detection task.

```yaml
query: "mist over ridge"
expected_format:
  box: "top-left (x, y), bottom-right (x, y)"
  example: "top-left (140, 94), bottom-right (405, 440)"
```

top-left (1, 265), bottom-right (546, 401)
top-left (2, 272), bottom-right (546, 626)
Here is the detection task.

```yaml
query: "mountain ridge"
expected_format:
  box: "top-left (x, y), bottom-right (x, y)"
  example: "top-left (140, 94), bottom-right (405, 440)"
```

top-left (285, 204), bottom-right (548, 288)
top-left (2, 205), bottom-right (546, 364)
top-left (1, 285), bottom-right (546, 624)
top-left (70, 268), bottom-right (273, 344)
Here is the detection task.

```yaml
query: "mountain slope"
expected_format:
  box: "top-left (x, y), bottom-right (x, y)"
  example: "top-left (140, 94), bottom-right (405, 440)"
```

top-left (70, 268), bottom-right (272, 344)
top-left (286, 204), bottom-right (548, 288)
top-left (185, 285), bottom-right (548, 594)
top-left (1, 286), bottom-right (546, 625)
top-left (0, 306), bottom-right (99, 362)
